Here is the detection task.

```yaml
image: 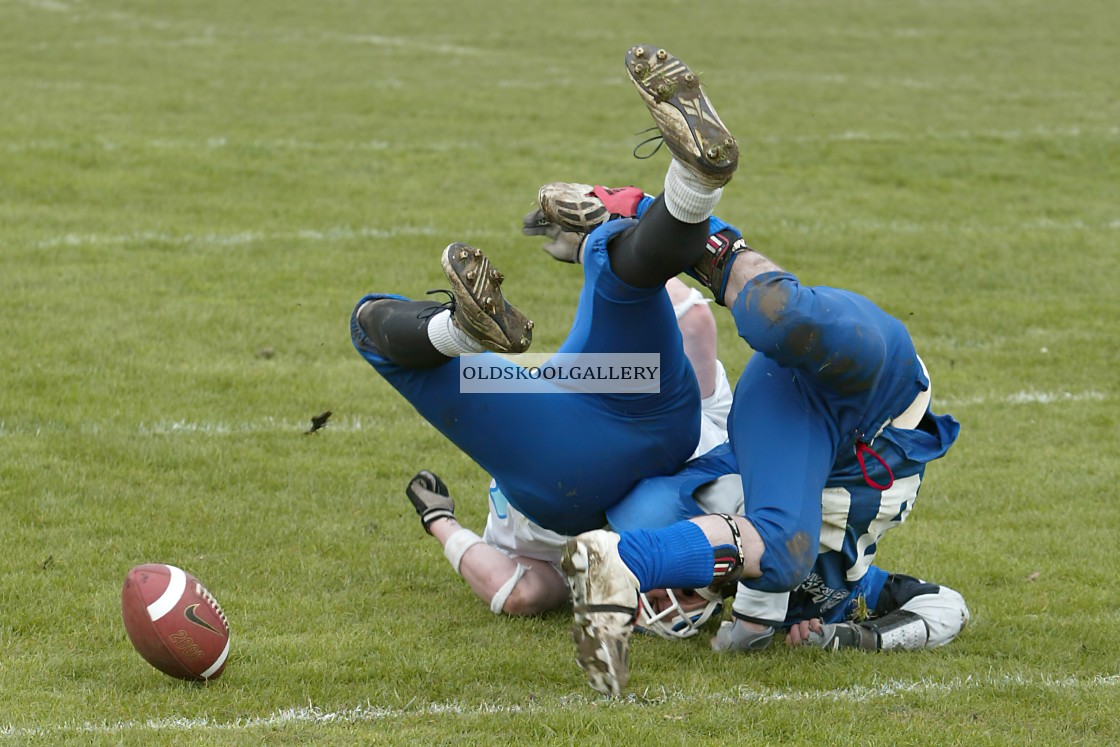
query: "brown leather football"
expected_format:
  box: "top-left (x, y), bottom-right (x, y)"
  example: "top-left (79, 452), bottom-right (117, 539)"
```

top-left (121, 564), bottom-right (231, 681)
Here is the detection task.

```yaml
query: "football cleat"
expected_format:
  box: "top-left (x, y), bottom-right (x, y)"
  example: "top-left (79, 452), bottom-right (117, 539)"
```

top-left (561, 530), bottom-right (640, 697)
top-left (625, 44), bottom-right (738, 190)
top-left (440, 243), bottom-right (534, 354)
top-left (536, 183), bottom-right (646, 235)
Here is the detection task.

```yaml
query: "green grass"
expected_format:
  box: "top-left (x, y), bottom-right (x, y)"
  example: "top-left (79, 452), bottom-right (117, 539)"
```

top-left (1, 0), bottom-right (1117, 743)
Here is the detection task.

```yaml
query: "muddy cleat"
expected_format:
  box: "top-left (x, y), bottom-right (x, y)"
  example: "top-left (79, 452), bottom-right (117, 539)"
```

top-left (625, 44), bottom-right (738, 189)
top-left (440, 243), bottom-right (534, 354)
top-left (561, 530), bottom-right (640, 697)
top-left (537, 183), bottom-right (646, 235)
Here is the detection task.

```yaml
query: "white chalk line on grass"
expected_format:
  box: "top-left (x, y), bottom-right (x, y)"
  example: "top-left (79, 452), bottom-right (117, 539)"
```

top-left (7, 126), bottom-right (1118, 155)
top-left (5, 136), bottom-right (503, 153)
top-left (14, 0), bottom-right (483, 56)
top-left (940, 389), bottom-right (1109, 407)
top-left (0, 417), bottom-right (362, 437)
top-left (27, 218), bottom-right (1119, 252)
top-left (111, 390), bottom-right (1116, 435)
top-left (16, 0), bottom-right (74, 11)
top-left (774, 217), bottom-right (1120, 235)
top-left (760, 125), bottom-right (1119, 145)
top-left (33, 225), bottom-right (442, 250)
top-left (135, 417), bottom-right (376, 436)
top-left (0, 415), bottom-right (423, 438)
top-left (1, 673), bottom-right (1117, 738)
top-left (130, 415), bottom-right (445, 437)
top-left (0, 391), bottom-right (1109, 438)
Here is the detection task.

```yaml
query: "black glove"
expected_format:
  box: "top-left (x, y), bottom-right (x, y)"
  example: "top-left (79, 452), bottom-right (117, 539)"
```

top-left (405, 470), bottom-right (455, 534)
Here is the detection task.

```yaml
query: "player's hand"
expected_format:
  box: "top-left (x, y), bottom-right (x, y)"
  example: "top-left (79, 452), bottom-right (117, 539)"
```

top-left (405, 470), bottom-right (455, 534)
top-left (521, 209), bottom-right (582, 263)
top-left (710, 618), bottom-right (774, 652)
top-left (785, 618), bottom-right (824, 647)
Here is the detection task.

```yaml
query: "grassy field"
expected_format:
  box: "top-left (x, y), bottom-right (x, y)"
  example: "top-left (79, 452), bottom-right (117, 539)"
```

top-left (1, 0), bottom-right (1117, 743)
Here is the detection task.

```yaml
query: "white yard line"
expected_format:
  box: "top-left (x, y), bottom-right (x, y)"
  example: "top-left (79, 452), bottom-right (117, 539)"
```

top-left (940, 389), bottom-right (1109, 407)
top-left (2, 673), bottom-right (1117, 737)
top-left (16, 0), bottom-right (72, 11)
top-left (0, 388), bottom-right (1110, 440)
top-left (26, 216), bottom-right (1118, 251)
top-left (12, 0), bottom-right (481, 55)
top-left (6, 126), bottom-right (1117, 154)
top-left (323, 32), bottom-right (481, 56)
top-left (34, 225), bottom-right (440, 249)
top-left (134, 417), bottom-right (378, 436)
top-left (0, 390), bottom-right (1110, 438)
top-left (759, 125), bottom-right (1120, 145)
top-left (0, 417), bottom-right (352, 437)
top-left (2, 135), bottom-right (395, 154)
top-left (773, 216), bottom-right (1118, 234)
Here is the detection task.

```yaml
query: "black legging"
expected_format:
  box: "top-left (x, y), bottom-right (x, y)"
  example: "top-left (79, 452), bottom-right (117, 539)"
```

top-left (606, 195), bottom-right (710, 288)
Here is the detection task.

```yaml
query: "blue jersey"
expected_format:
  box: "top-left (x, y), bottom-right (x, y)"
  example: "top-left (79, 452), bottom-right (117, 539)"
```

top-left (609, 403), bottom-right (958, 616)
top-left (727, 273), bottom-right (954, 593)
top-left (786, 567), bottom-right (946, 628)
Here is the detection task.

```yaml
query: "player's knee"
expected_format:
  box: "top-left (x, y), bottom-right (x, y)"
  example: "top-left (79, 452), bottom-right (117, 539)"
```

top-left (353, 299), bottom-right (386, 353)
top-left (736, 276), bottom-right (804, 352)
top-left (487, 564), bottom-right (543, 616)
top-left (750, 552), bottom-right (814, 594)
top-left (742, 273), bottom-right (796, 319)
top-left (498, 581), bottom-right (551, 617)
top-left (752, 527), bottom-right (816, 593)
top-left (491, 563), bottom-right (569, 616)
top-left (678, 301), bottom-right (716, 342)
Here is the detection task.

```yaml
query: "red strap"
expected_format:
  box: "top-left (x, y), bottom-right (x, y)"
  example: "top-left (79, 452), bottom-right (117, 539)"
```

top-left (591, 185), bottom-right (644, 218)
top-left (856, 441), bottom-right (895, 491)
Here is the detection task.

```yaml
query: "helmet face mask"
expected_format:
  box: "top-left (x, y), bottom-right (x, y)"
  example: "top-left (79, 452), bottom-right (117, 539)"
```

top-left (636, 588), bottom-right (723, 640)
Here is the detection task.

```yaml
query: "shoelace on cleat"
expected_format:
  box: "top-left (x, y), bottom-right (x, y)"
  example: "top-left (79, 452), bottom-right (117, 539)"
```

top-left (632, 126), bottom-right (665, 160)
top-left (417, 289), bottom-right (456, 320)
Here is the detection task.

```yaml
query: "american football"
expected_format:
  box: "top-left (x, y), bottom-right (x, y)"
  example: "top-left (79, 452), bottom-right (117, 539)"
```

top-left (121, 564), bottom-right (231, 681)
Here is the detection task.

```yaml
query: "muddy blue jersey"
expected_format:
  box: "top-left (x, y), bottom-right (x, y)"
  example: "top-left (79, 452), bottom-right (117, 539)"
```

top-left (608, 418), bottom-right (956, 626)
top-left (609, 403), bottom-right (958, 613)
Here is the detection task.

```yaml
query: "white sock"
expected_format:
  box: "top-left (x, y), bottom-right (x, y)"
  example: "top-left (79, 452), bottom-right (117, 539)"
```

top-left (426, 309), bottom-right (485, 357)
top-left (663, 158), bottom-right (723, 223)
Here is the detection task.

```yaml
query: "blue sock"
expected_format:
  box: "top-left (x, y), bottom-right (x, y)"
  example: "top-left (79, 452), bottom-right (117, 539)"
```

top-left (617, 522), bottom-right (713, 591)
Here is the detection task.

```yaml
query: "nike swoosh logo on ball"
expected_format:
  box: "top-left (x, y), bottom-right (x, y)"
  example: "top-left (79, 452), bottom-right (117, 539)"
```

top-left (184, 603), bottom-right (223, 635)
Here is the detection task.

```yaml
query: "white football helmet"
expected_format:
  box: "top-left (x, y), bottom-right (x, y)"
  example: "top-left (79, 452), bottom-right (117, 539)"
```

top-left (636, 587), bottom-right (724, 640)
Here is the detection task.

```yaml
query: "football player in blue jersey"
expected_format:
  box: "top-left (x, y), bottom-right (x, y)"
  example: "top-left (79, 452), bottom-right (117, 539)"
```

top-left (351, 48), bottom-right (740, 541)
top-left (526, 44), bottom-right (965, 697)
top-left (354, 41), bottom-right (963, 697)
top-left (608, 460), bottom-right (969, 652)
top-left (396, 243), bottom-right (967, 654)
